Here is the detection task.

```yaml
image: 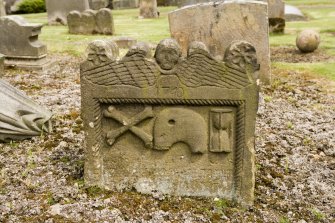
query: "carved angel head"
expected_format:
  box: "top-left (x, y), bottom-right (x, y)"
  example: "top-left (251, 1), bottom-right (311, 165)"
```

top-left (86, 40), bottom-right (119, 66)
top-left (154, 38), bottom-right (181, 70)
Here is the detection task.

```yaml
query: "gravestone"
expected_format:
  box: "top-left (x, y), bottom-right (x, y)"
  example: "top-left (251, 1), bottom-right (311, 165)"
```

top-left (177, 0), bottom-right (210, 7)
top-left (113, 0), bottom-right (139, 9)
top-left (285, 5), bottom-right (306, 21)
top-left (81, 38), bottom-right (259, 205)
top-left (169, 1), bottom-right (270, 84)
top-left (0, 54), bottom-right (4, 77)
top-left (0, 16), bottom-right (54, 71)
top-left (139, 0), bottom-right (158, 18)
top-left (0, 0), bottom-right (6, 16)
top-left (46, 0), bottom-right (90, 25)
top-left (0, 79), bottom-right (53, 142)
top-left (89, 0), bottom-right (108, 9)
top-left (257, 0), bottom-right (285, 33)
top-left (67, 8), bottom-right (114, 35)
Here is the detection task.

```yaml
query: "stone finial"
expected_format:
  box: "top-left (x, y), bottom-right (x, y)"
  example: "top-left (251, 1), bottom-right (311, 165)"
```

top-left (81, 38), bottom-right (259, 205)
top-left (0, 79), bottom-right (52, 142)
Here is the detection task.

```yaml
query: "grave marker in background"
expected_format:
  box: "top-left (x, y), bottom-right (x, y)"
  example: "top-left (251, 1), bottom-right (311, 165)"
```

top-left (139, 0), bottom-right (158, 18)
top-left (169, 1), bottom-right (271, 83)
top-left (0, 0), bottom-right (6, 16)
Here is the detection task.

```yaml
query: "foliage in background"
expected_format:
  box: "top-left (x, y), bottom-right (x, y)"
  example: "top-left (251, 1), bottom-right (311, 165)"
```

top-left (17, 0), bottom-right (46, 14)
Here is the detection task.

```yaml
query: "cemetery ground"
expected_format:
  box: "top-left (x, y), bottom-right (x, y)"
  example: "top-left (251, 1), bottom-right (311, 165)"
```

top-left (0, 1), bottom-right (334, 222)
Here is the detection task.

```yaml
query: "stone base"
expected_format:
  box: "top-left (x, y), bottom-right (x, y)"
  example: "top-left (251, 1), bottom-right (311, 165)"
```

top-left (4, 57), bottom-right (57, 72)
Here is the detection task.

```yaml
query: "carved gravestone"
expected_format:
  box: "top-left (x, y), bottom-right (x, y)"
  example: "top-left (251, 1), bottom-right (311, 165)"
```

top-left (0, 0), bottom-right (6, 16)
top-left (46, 0), bottom-right (89, 25)
top-left (89, 0), bottom-right (108, 10)
top-left (257, 0), bottom-right (285, 33)
top-left (67, 8), bottom-right (114, 35)
top-left (0, 79), bottom-right (52, 142)
top-left (0, 16), bottom-right (54, 71)
top-left (0, 54), bottom-right (4, 77)
top-left (169, 1), bottom-right (270, 84)
top-left (139, 0), bottom-right (158, 18)
top-left (81, 38), bottom-right (259, 205)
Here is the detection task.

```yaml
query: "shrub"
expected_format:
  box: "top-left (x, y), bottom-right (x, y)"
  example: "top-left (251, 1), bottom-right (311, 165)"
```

top-left (17, 0), bottom-right (46, 14)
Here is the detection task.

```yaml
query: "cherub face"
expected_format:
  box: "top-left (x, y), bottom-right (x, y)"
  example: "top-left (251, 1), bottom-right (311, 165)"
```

top-left (155, 48), bottom-right (180, 70)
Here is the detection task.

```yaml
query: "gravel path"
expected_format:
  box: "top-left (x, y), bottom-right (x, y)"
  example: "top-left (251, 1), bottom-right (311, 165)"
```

top-left (0, 54), bottom-right (334, 223)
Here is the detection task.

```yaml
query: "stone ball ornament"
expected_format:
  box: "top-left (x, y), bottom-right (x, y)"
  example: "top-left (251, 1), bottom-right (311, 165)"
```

top-left (296, 29), bottom-right (320, 53)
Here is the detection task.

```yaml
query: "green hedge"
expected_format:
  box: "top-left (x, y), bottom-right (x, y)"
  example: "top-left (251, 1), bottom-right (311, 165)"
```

top-left (17, 0), bottom-right (46, 14)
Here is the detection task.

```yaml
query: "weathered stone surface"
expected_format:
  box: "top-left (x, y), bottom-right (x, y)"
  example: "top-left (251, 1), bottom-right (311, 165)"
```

top-left (0, 54), bottom-right (4, 77)
top-left (46, 0), bottom-right (89, 25)
top-left (89, 0), bottom-right (108, 9)
top-left (68, 8), bottom-right (114, 35)
top-left (139, 0), bottom-right (158, 18)
top-left (0, 0), bottom-right (6, 16)
top-left (0, 79), bottom-right (52, 142)
top-left (169, 1), bottom-right (270, 83)
top-left (257, 0), bottom-right (285, 33)
top-left (296, 29), bottom-right (320, 53)
top-left (285, 4), bottom-right (306, 22)
top-left (113, 0), bottom-right (139, 9)
top-left (0, 16), bottom-right (55, 70)
top-left (81, 38), bottom-right (259, 205)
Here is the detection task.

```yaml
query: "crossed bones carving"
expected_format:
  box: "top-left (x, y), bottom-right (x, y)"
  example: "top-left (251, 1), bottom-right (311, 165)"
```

top-left (103, 106), bottom-right (154, 148)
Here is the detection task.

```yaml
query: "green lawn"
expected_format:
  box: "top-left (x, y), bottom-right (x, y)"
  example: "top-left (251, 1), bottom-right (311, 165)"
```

top-left (21, 3), bottom-right (335, 80)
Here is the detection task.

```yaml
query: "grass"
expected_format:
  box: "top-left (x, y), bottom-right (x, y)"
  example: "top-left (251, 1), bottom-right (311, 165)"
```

top-left (20, 3), bottom-right (335, 81)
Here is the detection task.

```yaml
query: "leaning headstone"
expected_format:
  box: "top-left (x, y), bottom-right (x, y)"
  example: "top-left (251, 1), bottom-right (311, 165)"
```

top-left (81, 38), bottom-right (259, 205)
top-left (285, 4), bottom-right (306, 22)
top-left (67, 8), bottom-right (114, 35)
top-left (0, 79), bottom-right (52, 142)
top-left (0, 0), bottom-right (6, 16)
top-left (169, 1), bottom-right (270, 83)
top-left (89, 0), bottom-right (108, 9)
top-left (46, 0), bottom-right (90, 25)
top-left (0, 54), bottom-right (4, 76)
top-left (0, 16), bottom-right (55, 71)
top-left (113, 0), bottom-right (139, 9)
top-left (139, 0), bottom-right (158, 18)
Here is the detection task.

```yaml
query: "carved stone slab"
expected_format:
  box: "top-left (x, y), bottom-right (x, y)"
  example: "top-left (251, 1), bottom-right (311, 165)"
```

top-left (68, 8), bottom-right (114, 35)
top-left (81, 38), bottom-right (259, 205)
top-left (169, 1), bottom-right (271, 84)
top-left (0, 79), bottom-right (52, 142)
top-left (46, 0), bottom-right (90, 25)
top-left (0, 16), bottom-right (55, 71)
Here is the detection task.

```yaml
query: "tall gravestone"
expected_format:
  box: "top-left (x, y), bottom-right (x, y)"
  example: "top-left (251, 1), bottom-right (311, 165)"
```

top-left (0, 16), bottom-right (54, 71)
top-left (139, 0), bottom-right (158, 18)
top-left (169, 1), bottom-right (270, 84)
top-left (81, 38), bottom-right (259, 205)
top-left (46, 0), bottom-right (90, 25)
top-left (0, 0), bottom-right (6, 16)
top-left (67, 8), bottom-right (114, 35)
top-left (0, 79), bottom-right (53, 142)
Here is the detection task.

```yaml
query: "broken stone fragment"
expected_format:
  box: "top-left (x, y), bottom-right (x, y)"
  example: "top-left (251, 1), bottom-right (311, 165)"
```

top-left (0, 79), bottom-right (52, 142)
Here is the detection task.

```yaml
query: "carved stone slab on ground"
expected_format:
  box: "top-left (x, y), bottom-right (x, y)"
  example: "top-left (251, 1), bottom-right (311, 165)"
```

top-left (0, 16), bottom-right (55, 71)
top-left (46, 0), bottom-right (90, 25)
top-left (81, 38), bottom-right (259, 205)
top-left (0, 79), bottom-right (52, 142)
top-left (67, 8), bottom-right (114, 35)
top-left (139, 0), bottom-right (158, 18)
top-left (169, 1), bottom-right (270, 84)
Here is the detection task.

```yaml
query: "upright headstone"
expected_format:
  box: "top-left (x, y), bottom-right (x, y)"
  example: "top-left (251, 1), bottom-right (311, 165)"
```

top-left (169, 1), bottom-right (270, 83)
top-left (0, 0), bottom-right (6, 16)
top-left (89, 0), bottom-right (108, 10)
top-left (0, 54), bottom-right (4, 77)
top-left (113, 0), bottom-right (139, 9)
top-left (257, 0), bottom-right (285, 33)
top-left (46, 0), bottom-right (90, 25)
top-left (139, 0), bottom-right (158, 18)
top-left (81, 38), bottom-right (259, 205)
top-left (0, 16), bottom-right (54, 70)
top-left (67, 8), bottom-right (114, 35)
top-left (0, 79), bottom-right (53, 142)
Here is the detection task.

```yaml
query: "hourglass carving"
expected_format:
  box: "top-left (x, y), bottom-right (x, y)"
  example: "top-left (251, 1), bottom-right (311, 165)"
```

top-left (209, 109), bottom-right (235, 153)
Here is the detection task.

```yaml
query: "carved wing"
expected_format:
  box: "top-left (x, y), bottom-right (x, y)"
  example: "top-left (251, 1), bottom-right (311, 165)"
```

top-left (82, 53), bottom-right (159, 88)
top-left (176, 50), bottom-right (252, 89)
